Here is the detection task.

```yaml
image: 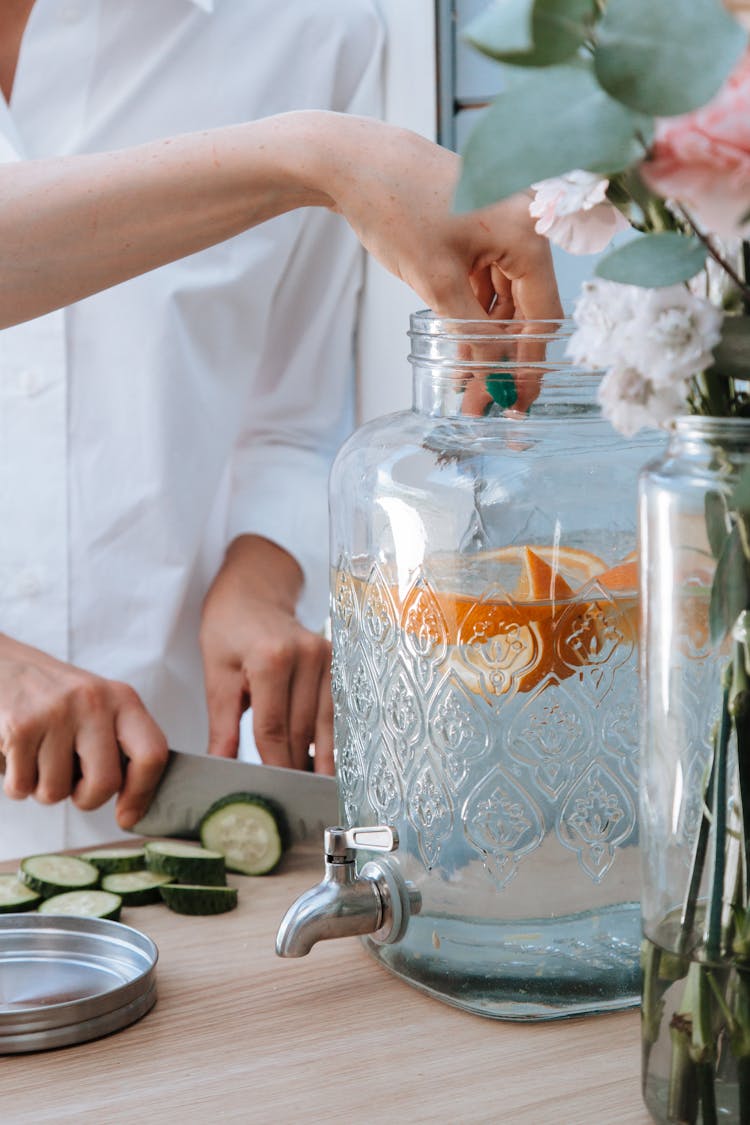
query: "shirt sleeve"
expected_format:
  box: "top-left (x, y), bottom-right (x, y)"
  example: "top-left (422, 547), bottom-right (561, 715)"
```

top-left (225, 5), bottom-right (385, 629)
top-left (0, 132), bottom-right (19, 163)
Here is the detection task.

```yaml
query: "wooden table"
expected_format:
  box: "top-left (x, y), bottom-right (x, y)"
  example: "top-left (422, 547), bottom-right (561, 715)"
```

top-left (2, 846), bottom-right (652, 1124)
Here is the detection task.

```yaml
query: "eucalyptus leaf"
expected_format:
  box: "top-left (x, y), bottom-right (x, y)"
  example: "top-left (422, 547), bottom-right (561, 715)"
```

top-left (594, 0), bottom-right (747, 117)
top-left (710, 316), bottom-right (750, 380)
top-left (465, 0), bottom-right (595, 68)
top-left (455, 63), bottom-right (650, 210)
top-left (710, 524), bottom-right (750, 646)
top-left (594, 232), bottom-right (706, 288)
top-left (706, 491), bottom-right (729, 560)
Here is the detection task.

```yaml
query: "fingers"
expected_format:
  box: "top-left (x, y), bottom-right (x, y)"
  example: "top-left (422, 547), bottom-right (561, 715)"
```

top-left (0, 648), bottom-right (167, 830)
top-left (286, 640), bottom-right (329, 771)
top-left (112, 689), bottom-right (169, 830)
top-left (312, 661), bottom-right (334, 776)
top-left (205, 662), bottom-right (245, 759)
top-left (1, 722), bottom-right (43, 799)
top-left (488, 266), bottom-right (515, 319)
top-left (70, 710), bottom-right (121, 811)
top-left (249, 656), bottom-right (294, 769)
top-left (35, 723), bottom-right (77, 805)
top-left (512, 252), bottom-right (564, 323)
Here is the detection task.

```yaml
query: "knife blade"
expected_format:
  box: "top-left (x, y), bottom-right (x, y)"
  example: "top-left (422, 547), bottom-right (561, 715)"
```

top-left (130, 750), bottom-right (340, 844)
top-left (0, 748), bottom-right (340, 845)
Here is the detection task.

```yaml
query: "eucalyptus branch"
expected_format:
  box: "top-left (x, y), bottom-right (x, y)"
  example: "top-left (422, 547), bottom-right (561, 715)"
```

top-left (675, 204), bottom-right (750, 302)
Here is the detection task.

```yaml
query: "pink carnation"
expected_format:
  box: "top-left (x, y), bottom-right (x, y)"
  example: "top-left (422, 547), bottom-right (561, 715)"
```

top-left (641, 49), bottom-right (750, 238)
top-left (529, 171), bottom-right (629, 254)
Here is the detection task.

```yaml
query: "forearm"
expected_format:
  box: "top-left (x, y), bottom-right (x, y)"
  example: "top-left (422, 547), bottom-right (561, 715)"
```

top-left (0, 111), bottom-right (340, 327)
top-left (0, 108), bottom-right (561, 327)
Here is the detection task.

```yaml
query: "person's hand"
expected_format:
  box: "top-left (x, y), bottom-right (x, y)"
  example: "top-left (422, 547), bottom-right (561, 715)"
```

top-left (0, 634), bottom-right (168, 829)
top-left (200, 535), bottom-right (334, 774)
top-left (313, 115), bottom-right (562, 322)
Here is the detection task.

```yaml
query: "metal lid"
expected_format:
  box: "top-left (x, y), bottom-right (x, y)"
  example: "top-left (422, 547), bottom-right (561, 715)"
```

top-left (0, 914), bottom-right (158, 1054)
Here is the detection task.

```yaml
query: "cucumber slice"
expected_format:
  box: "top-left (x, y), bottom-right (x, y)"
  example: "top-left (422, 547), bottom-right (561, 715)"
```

top-left (80, 847), bottom-right (146, 874)
top-left (159, 883), bottom-right (238, 916)
top-left (144, 841), bottom-right (226, 886)
top-left (20, 854), bottom-right (100, 898)
top-left (0, 873), bottom-right (42, 913)
top-left (199, 792), bottom-right (288, 875)
top-left (38, 889), bottom-right (122, 921)
top-left (101, 870), bottom-right (174, 906)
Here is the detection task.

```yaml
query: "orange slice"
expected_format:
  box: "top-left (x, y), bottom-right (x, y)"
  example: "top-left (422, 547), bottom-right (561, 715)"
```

top-left (596, 560), bottom-right (638, 592)
top-left (514, 546), bottom-right (576, 603)
top-left (447, 547), bottom-right (602, 694)
top-left (486, 544), bottom-right (606, 590)
top-left (389, 543), bottom-right (637, 697)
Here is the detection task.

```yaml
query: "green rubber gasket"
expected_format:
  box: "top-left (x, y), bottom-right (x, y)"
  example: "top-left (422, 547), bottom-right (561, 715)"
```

top-left (486, 372), bottom-right (517, 410)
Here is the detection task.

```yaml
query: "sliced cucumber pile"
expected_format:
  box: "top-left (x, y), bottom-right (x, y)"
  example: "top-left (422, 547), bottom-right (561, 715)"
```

top-left (20, 854), bottom-right (100, 898)
top-left (38, 889), bottom-right (123, 921)
top-left (199, 793), bottom-right (288, 876)
top-left (4, 789), bottom-right (292, 923)
top-left (159, 883), bottom-right (238, 916)
top-left (81, 847), bottom-right (147, 874)
top-left (101, 870), bottom-right (174, 906)
top-left (0, 873), bottom-right (41, 913)
top-left (144, 841), bottom-right (226, 886)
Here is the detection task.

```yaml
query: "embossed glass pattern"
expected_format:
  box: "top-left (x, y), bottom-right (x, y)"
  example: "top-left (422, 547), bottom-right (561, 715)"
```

top-left (329, 313), bottom-right (658, 1018)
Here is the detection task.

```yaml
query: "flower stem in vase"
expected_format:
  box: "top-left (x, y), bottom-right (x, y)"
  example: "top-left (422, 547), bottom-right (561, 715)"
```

top-left (706, 672), bottom-right (732, 963)
top-left (668, 964), bottom-right (718, 1124)
top-left (730, 969), bottom-right (750, 1120)
top-left (730, 637), bottom-right (750, 905)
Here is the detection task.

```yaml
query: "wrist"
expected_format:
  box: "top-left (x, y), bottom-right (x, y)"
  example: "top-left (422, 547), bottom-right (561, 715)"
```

top-left (242, 110), bottom-right (344, 214)
top-left (223, 534), bottom-right (303, 613)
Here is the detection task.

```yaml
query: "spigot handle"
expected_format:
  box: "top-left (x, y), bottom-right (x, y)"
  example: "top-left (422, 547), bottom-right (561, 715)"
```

top-left (324, 825), bottom-right (398, 859)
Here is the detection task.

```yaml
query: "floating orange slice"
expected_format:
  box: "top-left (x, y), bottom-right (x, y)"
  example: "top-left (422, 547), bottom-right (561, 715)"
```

top-left (514, 545), bottom-right (576, 603)
top-left (485, 544), bottom-right (607, 590)
top-left (596, 559), bottom-right (638, 592)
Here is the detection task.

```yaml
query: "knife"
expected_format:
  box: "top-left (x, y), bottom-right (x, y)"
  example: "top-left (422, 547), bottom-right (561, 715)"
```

top-left (0, 750), bottom-right (340, 846)
top-left (130, 750), bottom-right (340, 844)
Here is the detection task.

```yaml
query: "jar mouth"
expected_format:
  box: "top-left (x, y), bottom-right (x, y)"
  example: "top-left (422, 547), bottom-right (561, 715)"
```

top-left (673, 416), bottom-right (750, 435)
top-left (407, 309), bottom-right (601, 417)
top-left (409, 309), bottom-right (573, 356)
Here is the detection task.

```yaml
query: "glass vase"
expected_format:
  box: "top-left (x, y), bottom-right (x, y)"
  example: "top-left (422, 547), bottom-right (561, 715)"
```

top-left (640, 417), bottom-right (750, 1123)
top-left (329, 311), bottom-right (658, 1019)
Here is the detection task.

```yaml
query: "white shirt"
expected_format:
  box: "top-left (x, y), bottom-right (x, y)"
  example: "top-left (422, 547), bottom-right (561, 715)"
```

top-left (0, 0), bottom-right (384, 859)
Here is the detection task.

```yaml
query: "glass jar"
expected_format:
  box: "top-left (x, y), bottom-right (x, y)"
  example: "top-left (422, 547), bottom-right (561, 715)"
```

top-left (329, 312), bottom-right (659, 1019)
top-left (640, 418), bottom-right (750, 1123)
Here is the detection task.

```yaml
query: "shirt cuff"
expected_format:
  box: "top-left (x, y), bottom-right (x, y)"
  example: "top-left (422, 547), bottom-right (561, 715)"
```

top-left (226, 446), bottom-right (332, 630)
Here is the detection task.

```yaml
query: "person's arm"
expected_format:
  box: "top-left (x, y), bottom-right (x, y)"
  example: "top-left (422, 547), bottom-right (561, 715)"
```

top-left (0, 111), bottom-right (560, 328)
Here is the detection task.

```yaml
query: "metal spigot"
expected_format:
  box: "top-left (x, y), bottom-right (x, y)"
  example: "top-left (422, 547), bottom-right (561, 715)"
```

top-left (275, 825), bottom-right (421, 958)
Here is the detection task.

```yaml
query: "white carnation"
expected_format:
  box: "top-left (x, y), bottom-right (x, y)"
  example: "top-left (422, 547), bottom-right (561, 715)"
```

top-left (629, 286), bottom-right (723, 386)
top-left (597, 364), bottom-right (689, 436)
top-left (566, 279), bottom-right (641, 369)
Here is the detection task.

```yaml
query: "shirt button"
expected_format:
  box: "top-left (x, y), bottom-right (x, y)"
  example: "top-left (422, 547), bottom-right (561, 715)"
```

top-left (17, 369), bottom-right (41, 396)
top-left (16, 572), bottom-right (41, 598)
